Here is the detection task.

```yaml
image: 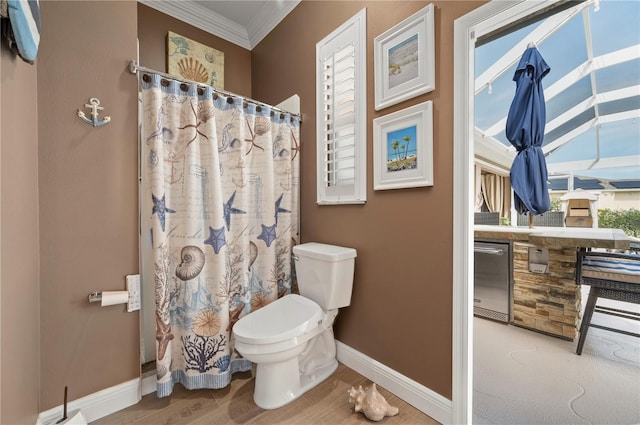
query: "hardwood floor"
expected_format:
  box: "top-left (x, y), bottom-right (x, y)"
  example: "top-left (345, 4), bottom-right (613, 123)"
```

top-left (91, 364), bottom-right (439, 424)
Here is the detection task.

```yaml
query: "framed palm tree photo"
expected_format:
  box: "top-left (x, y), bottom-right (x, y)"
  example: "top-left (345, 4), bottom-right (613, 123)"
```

top-left (373, 101), bottom-right (433, 190)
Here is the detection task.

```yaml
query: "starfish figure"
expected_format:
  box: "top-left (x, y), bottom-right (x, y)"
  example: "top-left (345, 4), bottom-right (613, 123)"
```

top-left (177, 101), bottom-right (210, 148)
top-left (244, 117), bottom-right (265, 155)
top-left (223, 191), bottom-right (246, 230)
top-left (204, 226), bottom-right (226, 254)
top-left (274, 193), bottom-right (291, 225)
top-left (257, 223), bottom-right (277, 247)
top-left (152, 193), bottom-right (176, 232)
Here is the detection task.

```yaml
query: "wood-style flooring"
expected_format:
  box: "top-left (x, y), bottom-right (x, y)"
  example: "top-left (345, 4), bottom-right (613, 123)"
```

top-left (91, 363), bottom-right (439, 424)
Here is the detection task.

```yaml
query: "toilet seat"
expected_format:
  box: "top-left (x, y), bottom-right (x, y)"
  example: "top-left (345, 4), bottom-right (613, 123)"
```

top-left (233, 294), bottom-right (324, 346)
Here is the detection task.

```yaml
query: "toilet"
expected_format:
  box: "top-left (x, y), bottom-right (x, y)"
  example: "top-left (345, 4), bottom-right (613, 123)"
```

top-left (232, 242), bottom-right (357, 409)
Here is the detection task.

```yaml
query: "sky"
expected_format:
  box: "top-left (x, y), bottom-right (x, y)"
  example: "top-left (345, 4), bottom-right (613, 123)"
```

top-left (474, 0), bottom-right (640, 182)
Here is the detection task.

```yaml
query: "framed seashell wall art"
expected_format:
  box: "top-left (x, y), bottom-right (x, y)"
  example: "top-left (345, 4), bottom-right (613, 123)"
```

top-left (167, 31), bottom-right (224, 89)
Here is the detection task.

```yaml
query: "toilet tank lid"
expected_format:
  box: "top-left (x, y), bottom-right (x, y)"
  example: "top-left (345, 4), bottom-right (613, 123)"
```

top-left (293, 242), bottom-right (357, 261)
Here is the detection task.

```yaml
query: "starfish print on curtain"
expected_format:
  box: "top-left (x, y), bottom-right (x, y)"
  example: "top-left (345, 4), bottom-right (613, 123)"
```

top-left (151, 193), bottom-right (175, 232)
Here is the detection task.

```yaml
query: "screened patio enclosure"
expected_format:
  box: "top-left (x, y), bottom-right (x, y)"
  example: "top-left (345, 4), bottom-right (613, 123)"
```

top-left (474, 0), bottom-right (639, 197)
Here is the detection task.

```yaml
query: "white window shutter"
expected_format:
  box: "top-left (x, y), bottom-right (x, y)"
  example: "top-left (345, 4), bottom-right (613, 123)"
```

top-left (316, 9), bottom-right (366, 205)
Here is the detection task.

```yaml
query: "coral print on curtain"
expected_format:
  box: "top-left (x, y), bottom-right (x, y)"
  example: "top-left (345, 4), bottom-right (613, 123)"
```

top-left (140, 73), bottom-right (300, 397)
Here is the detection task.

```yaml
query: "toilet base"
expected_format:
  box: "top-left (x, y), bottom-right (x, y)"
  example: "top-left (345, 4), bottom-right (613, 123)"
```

top-left (253, 357), bottom-right (338, 410)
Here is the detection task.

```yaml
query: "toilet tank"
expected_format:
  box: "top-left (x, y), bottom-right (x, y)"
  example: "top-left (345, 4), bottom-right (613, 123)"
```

top-left (292, 242), bottom-right (357, 310)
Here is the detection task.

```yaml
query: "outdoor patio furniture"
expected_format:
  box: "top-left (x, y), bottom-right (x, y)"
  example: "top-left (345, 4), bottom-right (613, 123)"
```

top-left (575, 250), bottom-right (640, 355)
top-left (474, 212), bottom-right (500, 225)
top-left (517, 211), bottom-right (564, 227)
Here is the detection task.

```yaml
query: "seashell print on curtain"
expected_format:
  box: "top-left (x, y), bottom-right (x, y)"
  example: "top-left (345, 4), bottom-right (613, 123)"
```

top-left (140, 73), bottom-right (300, 397)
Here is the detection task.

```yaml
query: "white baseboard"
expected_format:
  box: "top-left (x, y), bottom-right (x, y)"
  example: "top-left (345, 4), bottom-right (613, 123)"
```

top-left (36, 378), bottom-right (141, 425)
top-left (336, 341), bottom-right (452, 425)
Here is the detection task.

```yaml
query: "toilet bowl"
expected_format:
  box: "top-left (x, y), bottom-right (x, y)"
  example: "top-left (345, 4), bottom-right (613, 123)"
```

top-left (233, 294), bottom-right (338, 409)
top-left (232, 242), bottom-right (356, 410)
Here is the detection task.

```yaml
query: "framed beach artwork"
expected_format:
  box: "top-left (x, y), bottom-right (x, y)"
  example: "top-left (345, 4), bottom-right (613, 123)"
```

top-left (167, 31), bottom-right (224, 89)
top-left (373, 101), bottom-right (433, 190)
top-left (374, 4), bottom-right (435, 110)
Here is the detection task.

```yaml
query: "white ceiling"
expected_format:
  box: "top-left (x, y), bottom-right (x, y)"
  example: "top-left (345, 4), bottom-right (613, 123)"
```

top-left (139, 0), bottom-right (300, 50)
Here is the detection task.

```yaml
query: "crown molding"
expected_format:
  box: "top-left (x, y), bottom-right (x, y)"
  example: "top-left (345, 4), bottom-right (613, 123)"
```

top-left (247, 1), bottom-right (300, 49)
top-left (139, 0), bottom-right (251, 50)
top-left (138, 0), bottom-right (300, 51)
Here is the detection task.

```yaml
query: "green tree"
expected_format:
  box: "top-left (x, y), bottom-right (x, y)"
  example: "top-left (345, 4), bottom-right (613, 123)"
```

top-left (402, 135), bottom-right (411, 160)
top-left (598, 208), bottom-right (640, 238)
top-left (391, 140), bottom-right (400, 164)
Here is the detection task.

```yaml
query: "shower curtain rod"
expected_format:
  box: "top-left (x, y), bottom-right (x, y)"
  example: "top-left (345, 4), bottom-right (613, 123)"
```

top-left (128, 60), bottom-right (301, 120)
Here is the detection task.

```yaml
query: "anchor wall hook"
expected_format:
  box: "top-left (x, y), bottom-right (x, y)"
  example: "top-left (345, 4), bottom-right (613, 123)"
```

top-left (77, 98), bottom-right (111, 127)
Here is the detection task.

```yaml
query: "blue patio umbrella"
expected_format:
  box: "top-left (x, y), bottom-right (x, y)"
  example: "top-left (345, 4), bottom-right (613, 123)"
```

top-left (506, 46), bottom-right (551, 226)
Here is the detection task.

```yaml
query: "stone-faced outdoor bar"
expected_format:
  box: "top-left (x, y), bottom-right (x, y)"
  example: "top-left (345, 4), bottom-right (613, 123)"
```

top-left (474, 226), bottom-right (630, 340)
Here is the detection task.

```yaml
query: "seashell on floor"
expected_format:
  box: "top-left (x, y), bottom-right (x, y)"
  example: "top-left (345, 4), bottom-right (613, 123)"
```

top-left (349, 382), bottom-right (400, 421)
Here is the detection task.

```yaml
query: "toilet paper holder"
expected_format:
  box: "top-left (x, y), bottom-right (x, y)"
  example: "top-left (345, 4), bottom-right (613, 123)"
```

top-left (88, 275), bottom-right (140, 309)
top-left (88, 292), bottom-right (103, 303)
top-left (88, 291), bottom-right (128, 304)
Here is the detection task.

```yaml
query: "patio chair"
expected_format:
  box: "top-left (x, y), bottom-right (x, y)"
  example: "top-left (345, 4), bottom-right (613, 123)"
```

top-left (575, 250), bottom-right (640, 355)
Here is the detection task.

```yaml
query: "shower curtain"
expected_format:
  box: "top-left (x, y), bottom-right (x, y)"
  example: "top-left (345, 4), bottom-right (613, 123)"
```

top-left (140, 72), bottom-right (300, 397)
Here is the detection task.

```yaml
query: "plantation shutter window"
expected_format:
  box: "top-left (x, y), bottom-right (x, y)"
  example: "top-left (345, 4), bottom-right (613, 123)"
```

top-left (316, 9), bottom-right (366, 205)
top-left (323, 44), bottom-right (356, 187)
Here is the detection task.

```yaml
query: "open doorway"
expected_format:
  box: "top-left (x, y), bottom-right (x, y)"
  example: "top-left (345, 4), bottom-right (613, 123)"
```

top-left (454, 0), bottom-right (640, 423)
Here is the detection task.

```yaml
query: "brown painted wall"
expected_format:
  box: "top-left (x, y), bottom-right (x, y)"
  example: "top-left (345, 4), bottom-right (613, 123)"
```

top-left (252, 0), bottom-right (483, 399)
top-left (137, 4), bottom-right (252, 97)
top-left (37, 1), bottom-right (139, 410)
top-left (1, 41), bottom-right (41, 424)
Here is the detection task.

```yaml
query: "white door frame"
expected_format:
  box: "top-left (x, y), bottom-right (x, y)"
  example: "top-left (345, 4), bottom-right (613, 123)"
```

top-left (452, 1), bottom-right (562, 423)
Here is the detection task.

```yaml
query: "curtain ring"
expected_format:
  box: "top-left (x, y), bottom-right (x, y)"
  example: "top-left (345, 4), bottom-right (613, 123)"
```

top-left (197, 87), bottom-right (204, 96)
top-left (160, 79), bottom-right (170, 87)
top-left (227, 96), bottom-right (234, 104)
top-left (213, 93), bottom-right (219, 100)
top-left (180, 83), bottom-right (189, 92)
top-left (256, 105), bottom-right (262, 113)
top-left (142, 74), bottom-right (151, 83)
top-left (243, 101), bottom-right (248, 108)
